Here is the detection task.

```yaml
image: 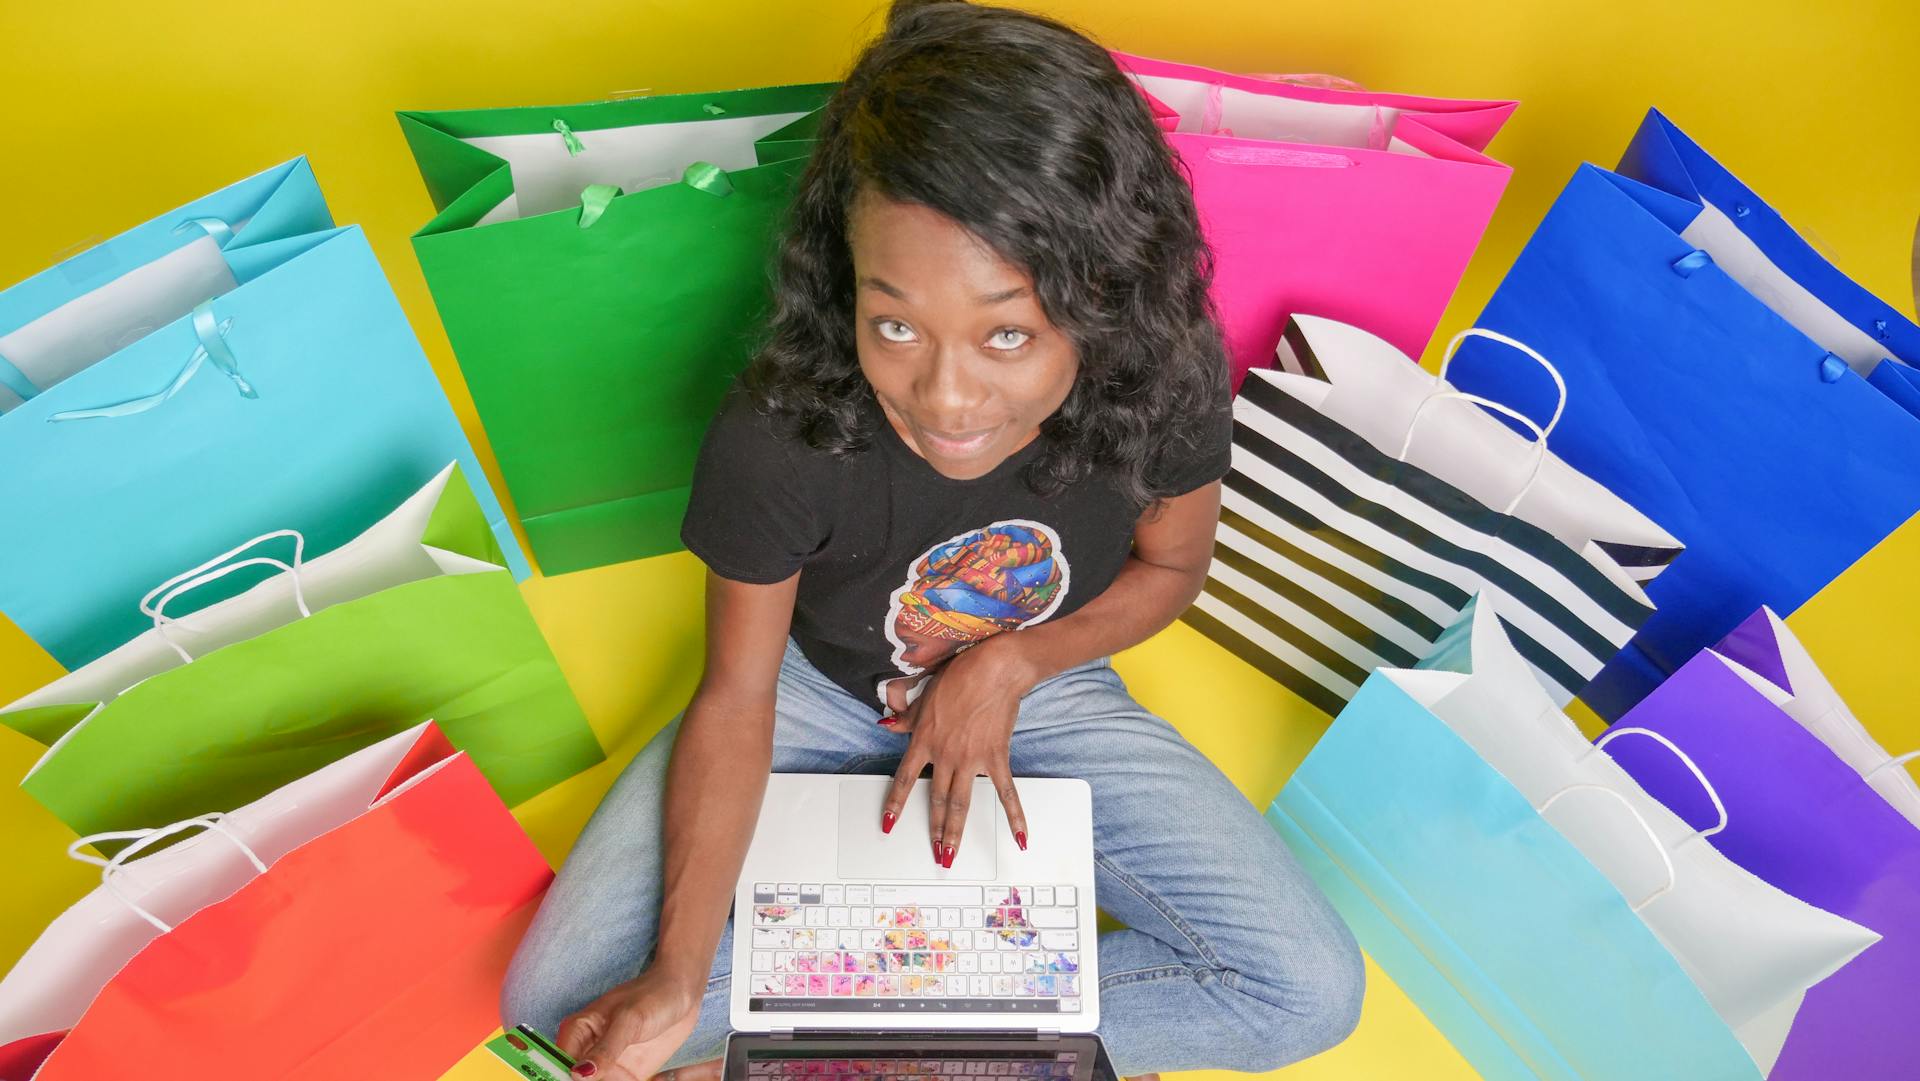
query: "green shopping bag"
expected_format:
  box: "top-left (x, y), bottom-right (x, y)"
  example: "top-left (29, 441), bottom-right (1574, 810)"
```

top-left (398, 83), bottom-right (836, 574)
top-left (0, 464), bottom-right (602, 841)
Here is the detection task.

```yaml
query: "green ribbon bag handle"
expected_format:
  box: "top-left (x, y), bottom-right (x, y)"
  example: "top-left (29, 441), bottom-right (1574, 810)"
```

top-left (576, 159), bottom-right (735, 229)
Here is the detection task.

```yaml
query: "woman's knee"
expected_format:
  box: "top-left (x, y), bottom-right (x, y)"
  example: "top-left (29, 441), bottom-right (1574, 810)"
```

top-left (499, 937), bottom-right (580, 1037)
top-left (1222, 917), bottom-right (1365, 1071)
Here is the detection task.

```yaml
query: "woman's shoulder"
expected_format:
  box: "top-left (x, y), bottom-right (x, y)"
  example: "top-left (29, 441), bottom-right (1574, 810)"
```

top-left (1140, 371), bottom-right (1234, 498)
top-left (700, 386), bottom-right (857, 489)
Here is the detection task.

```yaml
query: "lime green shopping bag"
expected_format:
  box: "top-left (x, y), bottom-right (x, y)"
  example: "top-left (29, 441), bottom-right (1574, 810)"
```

top-left (1, 465), bottom-right (602, 841)
top-left (398, 83), bottom-right (835, 574)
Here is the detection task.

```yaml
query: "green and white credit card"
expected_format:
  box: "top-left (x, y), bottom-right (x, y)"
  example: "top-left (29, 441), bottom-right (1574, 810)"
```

top-left (485, 1025), bottom-right (577, 1080)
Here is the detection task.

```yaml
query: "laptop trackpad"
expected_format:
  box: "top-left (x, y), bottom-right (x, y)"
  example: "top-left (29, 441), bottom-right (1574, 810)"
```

top-left (836, 776), bottom-right (1000, 880)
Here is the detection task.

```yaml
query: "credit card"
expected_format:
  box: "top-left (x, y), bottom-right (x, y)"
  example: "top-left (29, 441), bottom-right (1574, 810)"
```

top-left (485, 1024), bottom-right (577, 1080)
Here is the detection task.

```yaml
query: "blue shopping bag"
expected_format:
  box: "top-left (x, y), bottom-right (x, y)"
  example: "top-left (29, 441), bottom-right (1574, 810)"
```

top-left (1269, 671), bottom-right (1758, 1081)
top-left (1449, 109), bottom-right (1920, 718)
top-left (0, 159), bottom-right (526, 668)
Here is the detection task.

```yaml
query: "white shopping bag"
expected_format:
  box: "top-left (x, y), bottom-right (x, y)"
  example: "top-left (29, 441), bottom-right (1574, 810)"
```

top-left (1385, 599), bottom-right (1878, 1075)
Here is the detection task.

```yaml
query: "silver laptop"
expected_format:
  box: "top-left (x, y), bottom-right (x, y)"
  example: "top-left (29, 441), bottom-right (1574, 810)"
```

top-left (723, 1031), bottom-right (1119, 1081)
top-left (731, 774), bottom-right (1099, 1034)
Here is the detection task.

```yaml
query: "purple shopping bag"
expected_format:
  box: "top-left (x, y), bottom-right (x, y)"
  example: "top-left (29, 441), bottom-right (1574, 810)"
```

top-left (1603, 647), bottom-right (1916, 1081)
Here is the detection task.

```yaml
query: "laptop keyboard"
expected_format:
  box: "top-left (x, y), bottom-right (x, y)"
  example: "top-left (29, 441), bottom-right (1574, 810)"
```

top-left (745, 883), bottom-right (1086, 1015)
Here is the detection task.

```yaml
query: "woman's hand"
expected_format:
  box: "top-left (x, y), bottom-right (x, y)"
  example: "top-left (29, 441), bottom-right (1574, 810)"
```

top-left (555, 964), bottom-right (703, 1080)
top-left (879, 636), bottom-right (1033, 867)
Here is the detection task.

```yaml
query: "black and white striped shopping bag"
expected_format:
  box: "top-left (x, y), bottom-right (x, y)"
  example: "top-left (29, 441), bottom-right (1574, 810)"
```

top-left (1186, 315), bottom-right (1682, 713)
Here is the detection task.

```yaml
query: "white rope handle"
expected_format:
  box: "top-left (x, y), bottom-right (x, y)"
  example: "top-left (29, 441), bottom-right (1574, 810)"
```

top-left (72, 814), bottom-right (269, 934)
top-left (1536, 783), bottom-right (1677, 912)
top-left (1396, 391), bottom-right (1552, 514)
top-left (1436, 328), bottom-right (1569, 435)
top-left (138, 529), bottom-right (311, 663)
top-left (68, 812), bottom-right (266, 870)
top-left (1864, 749), bottom-right (1920, 780)
top-left (1593, 726), bottom-right (1729, 839)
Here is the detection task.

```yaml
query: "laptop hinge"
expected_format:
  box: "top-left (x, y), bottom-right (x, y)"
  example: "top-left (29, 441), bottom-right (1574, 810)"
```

top-left (772, 1028), bottom-right (794, 1040)
top-left (1037, 1029), bottom-right (1060, 1041)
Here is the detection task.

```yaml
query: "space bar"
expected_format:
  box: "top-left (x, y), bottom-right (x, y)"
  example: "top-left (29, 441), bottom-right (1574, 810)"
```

top-left (870, 884), bottom-right (985, 905)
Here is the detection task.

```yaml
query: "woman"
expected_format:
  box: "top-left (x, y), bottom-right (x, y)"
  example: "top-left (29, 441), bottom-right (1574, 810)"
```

top-left (501, 3), bottom-right (1364, 1077)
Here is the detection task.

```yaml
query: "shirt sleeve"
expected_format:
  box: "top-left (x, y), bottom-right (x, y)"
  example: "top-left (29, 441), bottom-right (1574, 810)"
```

top-left (1149, 377), bottom-right (1234, 497)
top-left (680, 391), bottom-right (828, 584)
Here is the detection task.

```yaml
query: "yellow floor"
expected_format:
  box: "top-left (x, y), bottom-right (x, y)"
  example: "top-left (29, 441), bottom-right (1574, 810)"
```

top-left (2, 5), bottom-right (1915, 1073)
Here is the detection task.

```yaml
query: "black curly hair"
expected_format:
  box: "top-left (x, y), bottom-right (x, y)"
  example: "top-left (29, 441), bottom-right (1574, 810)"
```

top-left (743, 0), bottom-right (1228, 513)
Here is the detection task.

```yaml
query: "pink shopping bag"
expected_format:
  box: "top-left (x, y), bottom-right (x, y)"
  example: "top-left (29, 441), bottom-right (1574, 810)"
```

top-left (1114, 51), bottom-right (1515, 391)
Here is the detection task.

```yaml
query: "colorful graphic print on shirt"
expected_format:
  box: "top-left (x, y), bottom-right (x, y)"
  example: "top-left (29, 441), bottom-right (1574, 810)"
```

top-left (878, 519), bottom-right (1070, 712)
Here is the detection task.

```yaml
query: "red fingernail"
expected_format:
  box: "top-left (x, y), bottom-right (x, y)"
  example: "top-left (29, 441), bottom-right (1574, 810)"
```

top-left (881, 811), bottom-right (896, 834)
top-left (942, 844), bottom-right (956, 868)
top-left (574, 1064), bottom-right (597, 1078)
top-left (1015, 830), bottom-right (1027, 851)
top-left (878, 715), bottom-right (897, 726)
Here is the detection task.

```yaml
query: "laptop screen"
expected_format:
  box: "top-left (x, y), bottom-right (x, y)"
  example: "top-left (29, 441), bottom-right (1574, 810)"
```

top-left (724, 1033), bottom-right (1116, 1081)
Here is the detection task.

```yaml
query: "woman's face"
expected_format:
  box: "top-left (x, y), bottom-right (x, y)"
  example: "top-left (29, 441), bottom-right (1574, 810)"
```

top-left (894, 625), bottom-right (949, 668)
top-left (849, 190), bottom-right (1080, 480)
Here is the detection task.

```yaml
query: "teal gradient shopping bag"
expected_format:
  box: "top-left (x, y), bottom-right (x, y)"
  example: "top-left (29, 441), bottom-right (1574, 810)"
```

top-left (1269, 672), bottom-right (1758, 1080)
top-left (0, 158), bottom-right (526, 669)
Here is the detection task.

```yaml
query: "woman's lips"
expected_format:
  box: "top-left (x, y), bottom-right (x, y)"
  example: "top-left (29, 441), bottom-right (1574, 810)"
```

top-left (917, 423), bottom-right (1000, 458)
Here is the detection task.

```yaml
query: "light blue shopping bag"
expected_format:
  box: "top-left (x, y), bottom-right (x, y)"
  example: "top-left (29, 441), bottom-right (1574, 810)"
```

top-left (1268, 671), bottom-right (1759, 1080)
top-left (0, 159), bottom-right (526, 668)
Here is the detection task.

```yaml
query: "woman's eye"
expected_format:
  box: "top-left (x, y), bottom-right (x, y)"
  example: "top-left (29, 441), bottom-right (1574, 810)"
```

top-left (875, 319), bottom-right (917, 343)
top-left (987, 328), bottom-right (1032, 351)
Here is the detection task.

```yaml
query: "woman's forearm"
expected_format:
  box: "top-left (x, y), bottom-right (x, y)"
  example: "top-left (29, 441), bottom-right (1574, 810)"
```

top-left (976, 482), bottom-right (1221, 691)
top-left (647, 695), bottom-right (775, 991)
top-left (990, 547), bottom-right (1207, 689)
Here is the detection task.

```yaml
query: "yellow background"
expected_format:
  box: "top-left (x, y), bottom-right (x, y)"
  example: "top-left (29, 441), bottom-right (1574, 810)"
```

top-left (2, 1), bottom-right (1917, 1077)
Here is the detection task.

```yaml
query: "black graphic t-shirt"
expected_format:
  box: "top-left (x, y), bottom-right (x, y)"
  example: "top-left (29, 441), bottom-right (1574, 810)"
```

top-left (681, 388), bottom-right (1231, 711)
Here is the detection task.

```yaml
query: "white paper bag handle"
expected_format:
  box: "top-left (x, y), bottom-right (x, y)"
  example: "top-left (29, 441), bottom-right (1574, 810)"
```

top-left (1397, 391), bottom-right (1551, 514)
top-left (1436, 328), bottom-right (1569, 434)
top-left (1592, 725), bottom-right (1730, 840)
top-left (1864, 749), bottom-right (1920, 780)
top-left (69, 814), bottom-right (269, 934)
top-left (138, 529), bottom-right (311, 663)
top-left (1534, 783), bottom-right (1676, 912)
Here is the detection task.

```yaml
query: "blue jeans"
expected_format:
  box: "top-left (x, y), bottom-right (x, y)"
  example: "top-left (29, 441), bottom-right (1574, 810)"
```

top-left (501, 640), bottom-right (1363, 1074)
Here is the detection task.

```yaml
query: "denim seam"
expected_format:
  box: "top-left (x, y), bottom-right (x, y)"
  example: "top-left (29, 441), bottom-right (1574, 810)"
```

top-left (837, 752), bottom-right (898, 774)
top-left (1092, 848), bottom-right (1231, 974)
top-left (1097, 962), bottom-right (1195, 991)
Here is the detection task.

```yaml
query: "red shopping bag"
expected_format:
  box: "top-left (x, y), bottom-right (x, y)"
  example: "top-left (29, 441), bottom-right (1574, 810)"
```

top-left (7, 722), bottom-right (550, 1081)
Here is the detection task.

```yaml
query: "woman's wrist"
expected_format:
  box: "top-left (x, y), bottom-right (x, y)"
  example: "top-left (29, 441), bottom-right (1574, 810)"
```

top-left (970, 630), bottom-right (1051, 695)
top-left (643, 939), bottom-right (718, 1000)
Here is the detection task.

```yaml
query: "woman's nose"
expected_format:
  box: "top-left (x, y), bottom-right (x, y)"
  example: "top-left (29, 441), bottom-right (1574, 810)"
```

top-left (917, 344), bottom-right (989, 420)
